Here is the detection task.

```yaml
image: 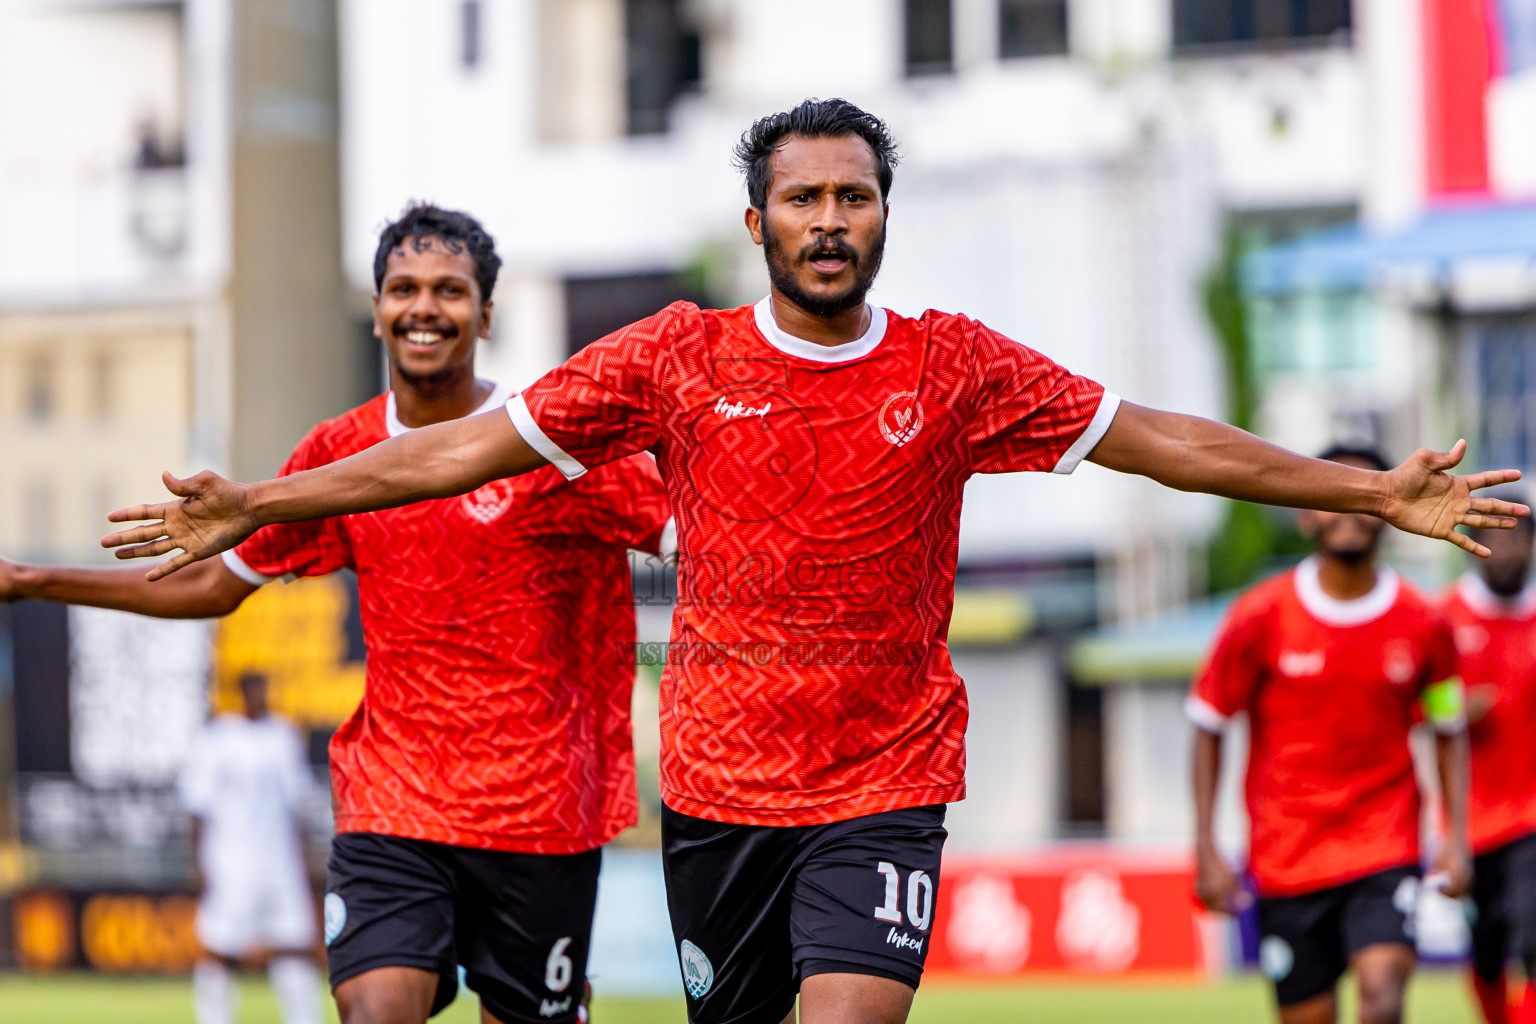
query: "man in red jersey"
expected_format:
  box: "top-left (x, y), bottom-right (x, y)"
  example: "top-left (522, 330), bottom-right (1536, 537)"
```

top-left (1442, 496), bottom-right (1536, 1024)
top-left (0, 204), bottom-right (671, 1024)
top-left (1190, 446), bottom-right (1471, 1024)
top-left (101, 100), bottom-right (1524, 1024)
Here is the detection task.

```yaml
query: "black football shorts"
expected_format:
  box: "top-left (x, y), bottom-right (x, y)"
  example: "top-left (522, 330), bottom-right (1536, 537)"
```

top-left (1256, 865), bottom-right (1420, 1007)
top-left (323, 831), bottom-right (600, 1024)
top-left (1469, 831), bottom-right (1536, 982)
top-left (662, 803), bottom-right (948, 1024)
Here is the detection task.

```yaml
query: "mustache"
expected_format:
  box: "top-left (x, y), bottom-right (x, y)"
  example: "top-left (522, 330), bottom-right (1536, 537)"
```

top-left (799, 239), bottom-right (858, 264)
top-left (393, 320), bottom-right (459, 339)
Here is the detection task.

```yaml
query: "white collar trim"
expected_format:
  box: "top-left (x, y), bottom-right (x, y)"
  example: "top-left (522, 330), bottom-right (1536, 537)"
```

top-left (753, 296), bottom-right (888, 363)
top-left (386, 381), bottom-right (512, 438)
top-left (1456, 571), bottom-right (1536, 619)
top-left (1293, 556), bottom-right (1400, 626)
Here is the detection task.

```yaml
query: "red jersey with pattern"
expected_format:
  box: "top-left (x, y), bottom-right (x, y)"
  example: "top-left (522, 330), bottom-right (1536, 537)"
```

top-left (510, 299), bottom-right (1117, 826)
top-left (1442, 574), bottom-right (1536, 854)
top-left (1187, 560), bottom-right (1457, 897)
top-left (227, 390), bottom-right (670, 853)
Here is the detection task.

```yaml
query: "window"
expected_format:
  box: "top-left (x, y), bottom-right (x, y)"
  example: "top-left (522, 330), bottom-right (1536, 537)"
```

top-left (904, 0), bottom-right (953, 76)
top-left (1173, 0), bottom-right (1351, 51)
top-left (999, 0), bottom-right (1068, 59)
top-left (564, 272), bottom-right (707, 357)
top-left (1467, 315), bottom-right (1536, 473)
top-left (461, 0), bottom-right (482, 70)
top-left (625, 0), bottom-right (702, 135)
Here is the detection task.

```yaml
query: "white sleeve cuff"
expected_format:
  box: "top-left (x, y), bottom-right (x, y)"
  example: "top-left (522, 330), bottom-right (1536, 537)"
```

top-left (1185, 694), bottom-right (1230, 734)
top-left (1052, 391), bottom-right (1121, 475)
top-left (221, 549), bottom-right (276, 587)
top-left (506, 394), bottom-right (588, 480)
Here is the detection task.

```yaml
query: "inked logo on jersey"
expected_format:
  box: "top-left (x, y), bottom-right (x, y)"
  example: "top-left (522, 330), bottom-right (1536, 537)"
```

top-left (461, 480), bottom-right (516, 524)
top-left (323, 893), bottom-right (347, 946)
top-left (1278, 650), bottom-right (1325, 677)
top-left (1455, 625), bottom-right (1489, 655)
top-left (679, 940), bottom-right (714, 999)
top-left (714, 396), bottom-right (772, 419)
top-left (878, 391), bottom-right (924, 447)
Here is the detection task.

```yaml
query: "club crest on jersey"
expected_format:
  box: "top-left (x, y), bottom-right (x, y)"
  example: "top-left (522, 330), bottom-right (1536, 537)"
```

top-left (679, 940), bottom-right (714, 999)
top-left (323, 893), bottom-right (346, 946)
top-left (879, 391), bottom-right (924, 447)
top-left (461, 479), bottom-right (516, 524)
top-left (1383, 640), bottom-right (1417, 686)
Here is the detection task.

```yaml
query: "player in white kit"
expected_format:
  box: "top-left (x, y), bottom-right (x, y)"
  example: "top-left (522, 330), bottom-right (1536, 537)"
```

top-left (178, 671), bottom-right (321, 1024)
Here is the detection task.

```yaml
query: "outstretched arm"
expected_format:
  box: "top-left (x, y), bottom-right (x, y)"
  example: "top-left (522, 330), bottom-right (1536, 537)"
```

top-left (103, 407), bottom-right (545, 580)
top-left (0, 556), bottom-right (255, 618)
top-left (1088, 402), bottom-right (1527, 556)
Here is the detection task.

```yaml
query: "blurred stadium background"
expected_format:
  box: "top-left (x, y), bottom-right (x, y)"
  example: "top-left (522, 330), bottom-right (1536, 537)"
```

top-left (2, 0), bottom-right (1534, 1020)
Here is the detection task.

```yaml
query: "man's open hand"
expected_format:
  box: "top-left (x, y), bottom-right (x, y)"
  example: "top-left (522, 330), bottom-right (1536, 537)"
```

top-left (1379, 441), bottom-right (1529, 557)
top-left (101, 470), bottom-right (260, 581)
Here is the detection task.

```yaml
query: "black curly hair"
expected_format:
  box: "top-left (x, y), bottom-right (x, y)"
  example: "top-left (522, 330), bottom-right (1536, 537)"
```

top-left (372, 202), bottom-right (502, 300)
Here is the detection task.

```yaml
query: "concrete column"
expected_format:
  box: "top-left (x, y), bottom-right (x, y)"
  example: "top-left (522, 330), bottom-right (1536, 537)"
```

top-left (229, 0), bottom-right (355, 480)
top-left (1356, 0), bottom-right (1425, 231)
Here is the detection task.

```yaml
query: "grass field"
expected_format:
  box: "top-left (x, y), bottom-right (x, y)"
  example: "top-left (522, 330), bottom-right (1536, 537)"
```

top-left (0, 971), bottom-right (1483, 1023)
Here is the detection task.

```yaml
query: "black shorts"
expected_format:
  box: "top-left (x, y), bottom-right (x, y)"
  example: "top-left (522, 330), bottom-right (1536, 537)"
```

top-left (1256, 865), bottom-right (1420, 1006)
top-left (662, 803), bottom-right (947, 1024)
top-left (1470, 831), bottom-right (1536, 981)
top-left (323, 832), bottom-right (600, 1024)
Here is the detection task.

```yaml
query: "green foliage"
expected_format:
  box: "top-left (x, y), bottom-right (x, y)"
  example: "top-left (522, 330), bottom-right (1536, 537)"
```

top-left (1202, 223), bottom-right (1299, 593)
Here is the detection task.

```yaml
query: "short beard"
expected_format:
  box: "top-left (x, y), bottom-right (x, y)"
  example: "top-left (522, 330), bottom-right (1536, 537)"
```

top-left (1484, 567), bottom-right (1529, 598)
top-left (761, 214), bottom-right (885, 319)
top-left (395, 363), bottom-right (466, 389)
top-left (1327, 546), bottom-right (1375, 568)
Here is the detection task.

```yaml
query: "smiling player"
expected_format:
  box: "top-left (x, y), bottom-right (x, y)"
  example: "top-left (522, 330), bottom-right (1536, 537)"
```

top-left (2, 204), bottom-right (670, 1024)
top-left (100, 101), bottom-right (1524, 1024)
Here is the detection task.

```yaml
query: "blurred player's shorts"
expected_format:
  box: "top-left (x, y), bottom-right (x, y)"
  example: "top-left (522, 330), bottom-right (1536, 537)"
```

top-left (197, 873), bottom-right (316, 957)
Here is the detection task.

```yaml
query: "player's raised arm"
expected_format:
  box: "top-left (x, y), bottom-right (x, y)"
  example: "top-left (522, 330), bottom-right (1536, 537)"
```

top-left (1087, 401), bottom-right (1529, 556)
top-left (102, 405), bottom-right (545, 580)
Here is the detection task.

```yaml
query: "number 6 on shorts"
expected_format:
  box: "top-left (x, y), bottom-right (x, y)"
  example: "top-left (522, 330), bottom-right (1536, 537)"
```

top-left (545, 936), bottom-right (573, 992)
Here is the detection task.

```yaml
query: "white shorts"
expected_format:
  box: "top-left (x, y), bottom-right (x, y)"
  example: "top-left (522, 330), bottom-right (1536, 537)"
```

top-left (197, 865), bottom-right (316, 957)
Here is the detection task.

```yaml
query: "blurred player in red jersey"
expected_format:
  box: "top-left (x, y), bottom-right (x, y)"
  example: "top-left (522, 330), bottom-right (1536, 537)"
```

top-left (101, 100), bottom-right (1524, 1024)
top-left (1441, 494), bottom-right (1536, 1024)
top-left (1189, 446), bottom-right (1472, 1024)
top-left (0, 205), bottom-right (671, 1024)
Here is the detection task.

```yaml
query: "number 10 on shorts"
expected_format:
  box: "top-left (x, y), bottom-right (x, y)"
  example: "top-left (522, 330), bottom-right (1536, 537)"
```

top-left (873, 861), bottom-right (934, 931)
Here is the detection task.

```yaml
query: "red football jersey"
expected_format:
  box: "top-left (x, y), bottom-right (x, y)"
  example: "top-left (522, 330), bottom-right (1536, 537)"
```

top-left (1187, 559), bottom-right (1459, 896)
top-left (1442, 573), bottom-right (1536, 854)
top-left (510, 299), bottom-right (1116, 826)
top-left (223, 386), bottom-right (670, 854)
